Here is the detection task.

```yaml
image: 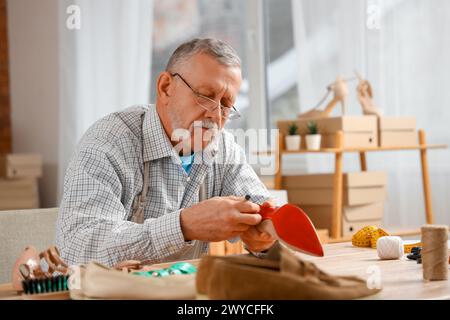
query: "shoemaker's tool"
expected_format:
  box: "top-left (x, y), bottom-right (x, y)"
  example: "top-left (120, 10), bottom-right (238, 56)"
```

top-left (245, 195), bottom-right (324, 257)
top-left (11, 245), bottom-right (71, 299)
top-left (407, 246), bottom-right (422, 264)
top-left (21, 275), bottom-right (70, 299)
top-left (407, 244), bottom-right (450, 265)
top-left (403, 240), bottom-right (422, 253)
top-left (12, 245), bottom-right (68, 291)
top-left (352, 225), bottom-right (389, 248)
top-left (132, 262), bottom-right (197, 277)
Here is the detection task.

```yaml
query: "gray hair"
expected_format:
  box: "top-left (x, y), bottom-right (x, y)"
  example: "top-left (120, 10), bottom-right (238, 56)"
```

top-left (165, 38), bottom-right (241, 72)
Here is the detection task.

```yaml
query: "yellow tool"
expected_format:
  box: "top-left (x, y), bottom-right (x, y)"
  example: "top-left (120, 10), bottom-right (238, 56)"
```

top-left (352, 226), bottom-right (377, 247)
top-left (352, 226), bottom-right (390, 249)
top-left (352, 227), bottom-right (422, 252)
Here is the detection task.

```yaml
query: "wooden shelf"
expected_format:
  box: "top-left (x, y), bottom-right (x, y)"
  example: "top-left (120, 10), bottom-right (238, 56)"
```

top-left (270, 129), bottom-right (448, 240)
top-left (255, 143), bottom-right (447, 155)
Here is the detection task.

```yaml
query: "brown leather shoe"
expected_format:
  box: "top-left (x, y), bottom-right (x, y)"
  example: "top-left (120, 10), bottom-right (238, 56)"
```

top-left (196, 243), bottom-right (381, 300)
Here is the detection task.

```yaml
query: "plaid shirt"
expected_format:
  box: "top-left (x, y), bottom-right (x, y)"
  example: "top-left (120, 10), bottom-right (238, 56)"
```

top-left (56, 105), bottom-right (270, 266)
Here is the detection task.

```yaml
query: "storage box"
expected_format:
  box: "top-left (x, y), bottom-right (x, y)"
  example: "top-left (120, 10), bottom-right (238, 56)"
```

top-left (259, 175), bottom-right (275, 190)
top-left (283, 171), bottom-right (387, 188)
top-left (378, 117), bottom-right (417, 147)
top-left (301, 203), bottom-right (384, 237)
top-left (0, 178), bottom-right (40, 210)
top-left (0, 154), bottom-right (43, 179)
top-left (283, 171), bottom-right (387, 206)
top-left (278, 116), bottom-right (378, 149)
top-left (283, 171), bottom-right (387, 236)
top-left (288, 187), bottom-right (386, 206)
top-left (316, 229), bottom-right (329, 244)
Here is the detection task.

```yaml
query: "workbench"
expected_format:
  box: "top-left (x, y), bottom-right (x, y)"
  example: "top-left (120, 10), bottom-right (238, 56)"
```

top-left (1, 242), bottom-right (448, 300)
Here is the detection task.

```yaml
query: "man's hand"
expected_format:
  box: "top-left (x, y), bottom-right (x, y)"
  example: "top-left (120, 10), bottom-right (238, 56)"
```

top-left (240, 199), bottom-right (277, 252)
top-left (240, 224), bottom-right (277, 253)
top-left (180, 196), bottom-right (262, 241)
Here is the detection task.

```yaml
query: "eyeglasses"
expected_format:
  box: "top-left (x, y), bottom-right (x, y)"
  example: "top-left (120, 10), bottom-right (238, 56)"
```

top-left (171, 73), bottom-right (241, 121)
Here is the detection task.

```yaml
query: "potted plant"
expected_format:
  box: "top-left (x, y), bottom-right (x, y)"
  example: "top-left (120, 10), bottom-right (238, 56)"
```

top-left (285, 122), bottom-right (301, 151)
top-left (306, 121), bottom-right (321, 150)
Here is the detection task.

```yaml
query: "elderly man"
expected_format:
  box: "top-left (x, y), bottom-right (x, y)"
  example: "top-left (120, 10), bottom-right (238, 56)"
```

top-left (56, 38), bottom-right (276, 266)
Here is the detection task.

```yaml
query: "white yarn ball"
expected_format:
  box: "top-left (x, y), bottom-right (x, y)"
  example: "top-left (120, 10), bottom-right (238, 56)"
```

top-left (377, 236), bottom-right (404, 260)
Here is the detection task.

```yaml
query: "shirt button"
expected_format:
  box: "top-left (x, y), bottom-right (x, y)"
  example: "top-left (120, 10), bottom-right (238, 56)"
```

top-left (186, 177), bottom-right (191, 182)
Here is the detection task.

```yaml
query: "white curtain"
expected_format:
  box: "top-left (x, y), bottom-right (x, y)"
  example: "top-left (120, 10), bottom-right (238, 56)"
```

top-left (58, 0), bottom-right (154, 201)
top-left (291, 0), bottom-right (450, 227)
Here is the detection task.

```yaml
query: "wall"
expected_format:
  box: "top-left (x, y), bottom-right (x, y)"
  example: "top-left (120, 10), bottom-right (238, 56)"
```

top-left (7, 0), bottom-right (59, 207)
top-left (0, 0), bottom-right (11, 153)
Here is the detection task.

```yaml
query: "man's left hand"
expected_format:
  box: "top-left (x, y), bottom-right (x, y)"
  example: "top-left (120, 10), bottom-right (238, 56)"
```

top-left (240, 225), bottom-right (277, 253)
top-left (240, 199), bottom-right (277, 252)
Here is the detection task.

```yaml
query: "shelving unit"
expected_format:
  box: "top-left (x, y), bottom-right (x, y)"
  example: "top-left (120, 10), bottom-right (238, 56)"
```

top-left (268, 129), bottom-right (447, 241)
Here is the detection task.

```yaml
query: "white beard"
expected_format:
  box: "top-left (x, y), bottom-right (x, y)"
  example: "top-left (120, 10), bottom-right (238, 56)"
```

top-left (170, 119), bottom-right (222, 155)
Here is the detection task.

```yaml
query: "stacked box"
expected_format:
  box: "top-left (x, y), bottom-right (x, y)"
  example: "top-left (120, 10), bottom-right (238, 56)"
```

top-left (283, 171), bottom-right (387, 236)
top-left (378, 117), bottom-right (417, 147)
top-left (0, 154), bottom-right (43, 178)
top-left (0, 154), bottom-right (42, 210)
top-left (278, 116), bottom-right (378, 149)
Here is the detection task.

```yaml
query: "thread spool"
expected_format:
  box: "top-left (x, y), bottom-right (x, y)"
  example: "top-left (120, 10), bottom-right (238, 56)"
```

top-left (377, 236), bottom-right (404, 260)
top-left (421, 225), bottom-right (448, 281)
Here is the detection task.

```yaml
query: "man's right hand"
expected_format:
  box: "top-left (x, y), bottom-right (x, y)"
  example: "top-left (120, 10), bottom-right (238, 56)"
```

top-left (180, 196), bottom-right (262, 241)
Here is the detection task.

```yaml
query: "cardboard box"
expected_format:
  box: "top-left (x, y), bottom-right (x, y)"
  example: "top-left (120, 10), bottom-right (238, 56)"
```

top-left (284, 171), bottom-right (387, 236)
top-left (302, 203), bottom-right (384, 237)
top-left (0, 154), bottom-right (43, 179)
top-left (342, 218), bottom-right (383, 237)
top-left (379, 131), bottom-right (418, 147)
top-left (317, 229), bottom-right (329, 244)
top-left (378, 117), bottom-right (417, 147)
top-left (259, 175), bottom-right (275, 190)
top-left (379, 116), bottom-right (416, 131)
top-left (0, 178), bottom-right (39, 194)
top-left (283, 171), bottom-right (387, 188)
top-left (0, 178), bottom-right (40, 210)
top-left (284, 171), bottom-right (387, 206)
top-left (278, 116), bottom-right (378, 149)
top-left (0, 197), bottom-right (39, 210)
top-left (288, 187), bottom-right (386, 206)
top-left (320, 132), bottom-right (377, 149)
top-left (306, 116), bottom-right (378, 135)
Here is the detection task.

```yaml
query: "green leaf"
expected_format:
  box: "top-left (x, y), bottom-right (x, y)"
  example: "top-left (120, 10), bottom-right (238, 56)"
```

top-left (288, 122), bottom-right (298, 135)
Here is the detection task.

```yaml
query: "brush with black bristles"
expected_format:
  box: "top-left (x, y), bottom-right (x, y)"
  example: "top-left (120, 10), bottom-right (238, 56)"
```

top-left (21, 275), bottom-right (70, 300)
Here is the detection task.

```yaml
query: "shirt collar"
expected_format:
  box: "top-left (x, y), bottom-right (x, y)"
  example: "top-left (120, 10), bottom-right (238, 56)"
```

top-left (142, 105), bottom-right (178, 162)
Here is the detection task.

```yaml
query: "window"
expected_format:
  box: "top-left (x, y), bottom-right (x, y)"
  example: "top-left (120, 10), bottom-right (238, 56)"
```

top-left (263, 0), bottom-right (299, 130)
top-left (150, 0), bottom-right (251, 130)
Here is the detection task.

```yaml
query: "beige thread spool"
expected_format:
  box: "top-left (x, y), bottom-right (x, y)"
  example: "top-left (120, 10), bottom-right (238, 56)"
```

top-left (421, 225), bottom-right (449, 281)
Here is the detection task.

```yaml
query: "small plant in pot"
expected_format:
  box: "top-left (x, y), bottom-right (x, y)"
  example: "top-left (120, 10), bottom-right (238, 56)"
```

top-left (285, 122), bottom-right (301, 151)
top-left (306, 121), bottom-right (321, 150)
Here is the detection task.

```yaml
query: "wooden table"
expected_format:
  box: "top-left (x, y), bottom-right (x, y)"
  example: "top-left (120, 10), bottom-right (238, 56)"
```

top-left (1, 242), bottom-right (449, 300)
top-left (296, 242), bottom-right (450, 299)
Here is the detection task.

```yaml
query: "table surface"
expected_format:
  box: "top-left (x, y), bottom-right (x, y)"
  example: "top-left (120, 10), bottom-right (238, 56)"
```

top-left (296, 242), bottom-right (450, 299)
top-left (1, 242), bottom-right (449, 300)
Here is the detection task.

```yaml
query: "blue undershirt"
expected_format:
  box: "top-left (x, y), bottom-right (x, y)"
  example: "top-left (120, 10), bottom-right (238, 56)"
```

top-left (180, 153), bottom-right (195, 175)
